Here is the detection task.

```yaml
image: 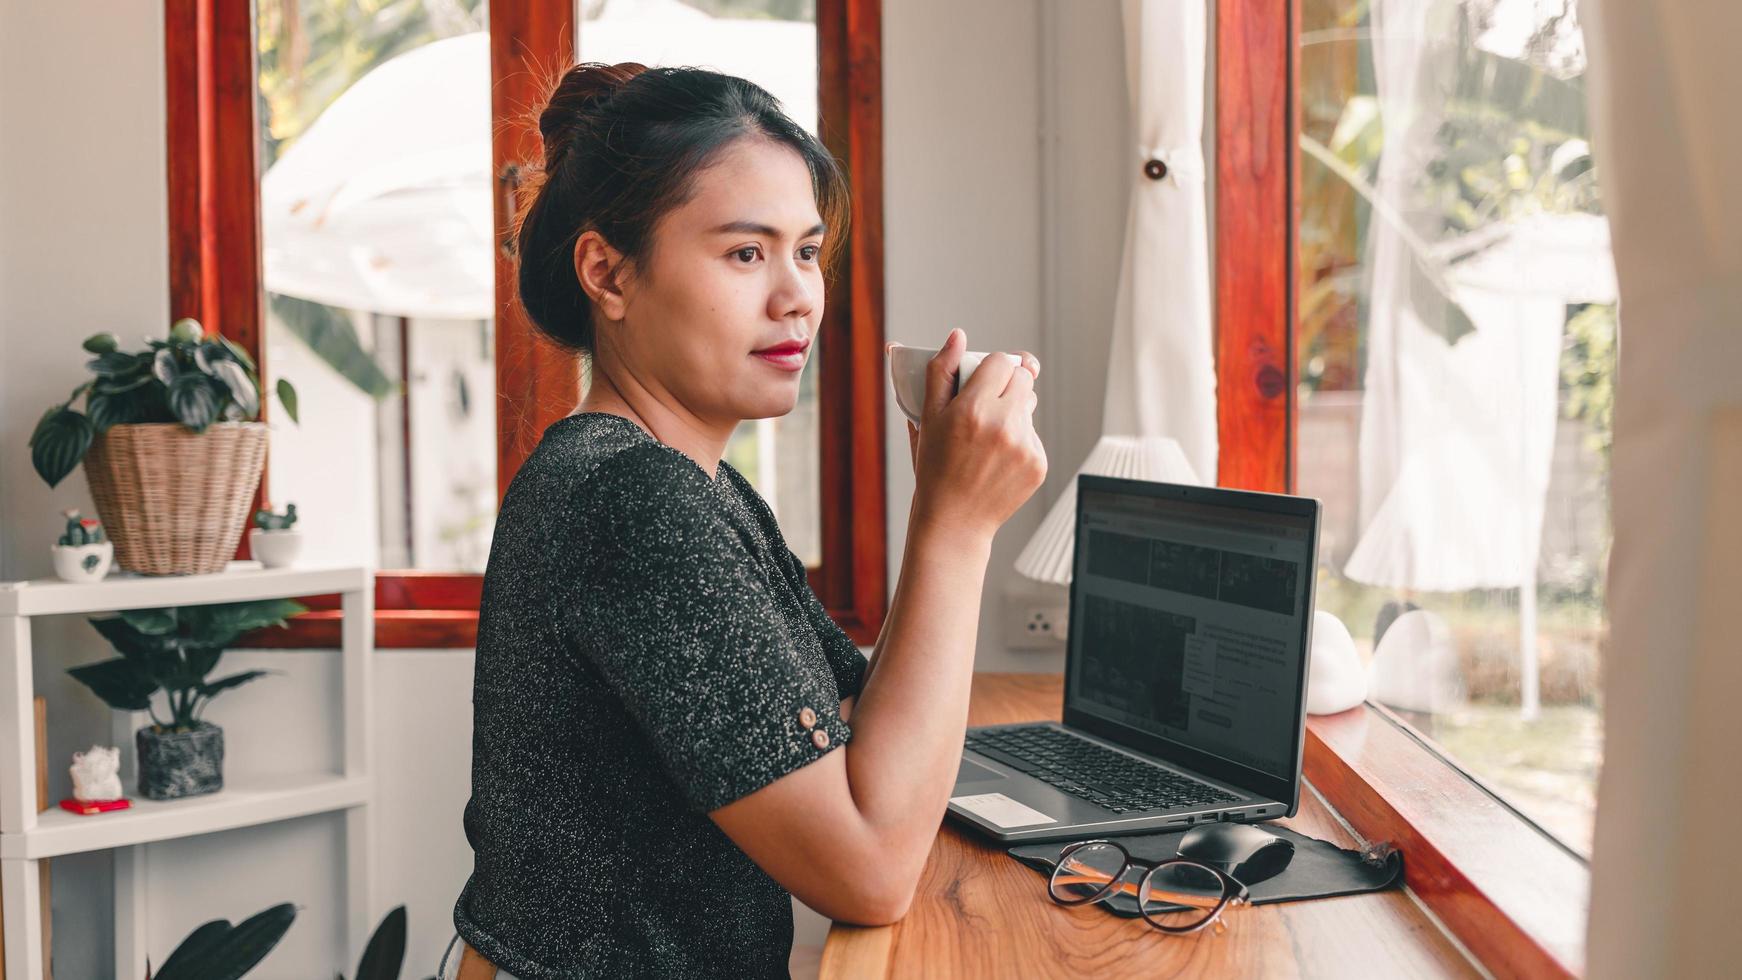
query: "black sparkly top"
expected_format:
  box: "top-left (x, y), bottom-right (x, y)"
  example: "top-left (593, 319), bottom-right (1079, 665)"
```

top-left (453, 412), bottom-right (868, 978)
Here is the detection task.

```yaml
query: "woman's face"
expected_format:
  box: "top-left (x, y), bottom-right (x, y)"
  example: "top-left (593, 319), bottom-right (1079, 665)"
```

top-left (582, 137), bottom-right (827, 427)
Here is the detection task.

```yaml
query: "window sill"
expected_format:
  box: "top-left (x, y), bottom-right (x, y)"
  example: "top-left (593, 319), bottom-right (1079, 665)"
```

top-left (230, 570), bottom-right (882, 650)
top-left (1304, 702), bottom-right (1587, 978)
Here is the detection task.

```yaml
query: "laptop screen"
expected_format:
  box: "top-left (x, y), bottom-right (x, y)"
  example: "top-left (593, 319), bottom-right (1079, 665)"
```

top-left (1065, 479), bottom-right (1317, 786)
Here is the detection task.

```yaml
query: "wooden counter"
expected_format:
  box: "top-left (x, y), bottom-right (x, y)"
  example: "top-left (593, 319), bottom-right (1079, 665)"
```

top-left (819, 673), bottom-right (1478, 979)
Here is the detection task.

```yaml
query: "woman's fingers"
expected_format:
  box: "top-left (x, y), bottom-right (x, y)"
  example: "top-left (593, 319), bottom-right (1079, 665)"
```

top-left (923, 329), bottom-right (967, 421)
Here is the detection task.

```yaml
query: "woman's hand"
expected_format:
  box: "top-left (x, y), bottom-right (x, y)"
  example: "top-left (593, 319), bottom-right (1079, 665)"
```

top-left (906, 350), bottom-right (1036, 475)
top-left (908, 330), bottom-right (1047, 542)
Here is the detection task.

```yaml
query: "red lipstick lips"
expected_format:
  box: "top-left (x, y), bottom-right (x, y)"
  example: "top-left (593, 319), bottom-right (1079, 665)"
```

top-left (753, 337), bottom-right (810, 372)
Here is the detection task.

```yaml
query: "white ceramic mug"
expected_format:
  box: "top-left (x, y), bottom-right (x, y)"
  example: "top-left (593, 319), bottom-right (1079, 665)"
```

top-left (888, 343), bottom-right (1027, 425)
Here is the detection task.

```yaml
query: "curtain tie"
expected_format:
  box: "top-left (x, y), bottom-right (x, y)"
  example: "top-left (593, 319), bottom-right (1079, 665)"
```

top-left (1139, 144), bottom-right (1205, 186)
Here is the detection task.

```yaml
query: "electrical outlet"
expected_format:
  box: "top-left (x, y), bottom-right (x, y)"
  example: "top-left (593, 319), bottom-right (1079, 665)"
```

top-left (1006, 595), bottom-right (1069, 651)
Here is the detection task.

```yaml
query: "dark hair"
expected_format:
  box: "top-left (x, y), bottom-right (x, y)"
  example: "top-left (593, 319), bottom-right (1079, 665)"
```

top-left (513, 62), bottom-right (851, 357)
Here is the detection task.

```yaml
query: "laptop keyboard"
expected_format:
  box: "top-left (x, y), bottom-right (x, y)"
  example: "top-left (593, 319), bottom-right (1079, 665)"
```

top-left (964, 725), bottom-right (1241, 814)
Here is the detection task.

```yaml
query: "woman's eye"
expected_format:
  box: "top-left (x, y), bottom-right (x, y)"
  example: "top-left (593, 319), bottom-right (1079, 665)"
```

top-left (734, 247), bottom-right (760, 263)
top-left (800, 244), bottom-right (821, 261)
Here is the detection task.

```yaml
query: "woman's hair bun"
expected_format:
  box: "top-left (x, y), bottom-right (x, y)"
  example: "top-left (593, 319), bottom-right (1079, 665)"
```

top-left (538, 61), bottom-right (649, 171)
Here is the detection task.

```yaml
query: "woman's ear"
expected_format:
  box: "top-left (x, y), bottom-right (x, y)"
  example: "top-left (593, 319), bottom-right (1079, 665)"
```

top-left (574, 230), bottom-right (630, 322)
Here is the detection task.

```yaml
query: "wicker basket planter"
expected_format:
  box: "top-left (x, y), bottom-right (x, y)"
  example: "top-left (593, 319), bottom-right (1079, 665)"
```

top-left (83, 421), bottom-right (268, 575)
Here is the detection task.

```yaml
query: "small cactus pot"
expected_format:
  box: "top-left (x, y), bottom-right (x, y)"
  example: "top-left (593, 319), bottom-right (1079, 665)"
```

top-left (136, 721), bottom-right (224, 801)
top-left (248, 527), bottom-right (304, 568)
top-left (52, 540), bottom-right (114, 583)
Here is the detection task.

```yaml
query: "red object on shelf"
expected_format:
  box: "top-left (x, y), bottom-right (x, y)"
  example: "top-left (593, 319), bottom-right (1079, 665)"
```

top-left (59, 797), bottom-right (132, 815)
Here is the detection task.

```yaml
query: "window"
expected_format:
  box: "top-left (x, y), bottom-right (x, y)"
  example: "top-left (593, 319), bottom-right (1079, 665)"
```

top-left (1296, 0), bottom-right (1607, 857)
top-left (166, 0), bottom-right (887, 647)
top-left (577, 0), bottom-right (825, 564)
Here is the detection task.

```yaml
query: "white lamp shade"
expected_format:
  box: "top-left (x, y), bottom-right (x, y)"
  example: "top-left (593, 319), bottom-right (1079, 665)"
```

top-left (1014, 435), bottom-right (1201, 586)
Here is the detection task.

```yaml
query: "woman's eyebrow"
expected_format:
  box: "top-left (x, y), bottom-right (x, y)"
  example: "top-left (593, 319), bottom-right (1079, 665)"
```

top-left (709, 219), bottom-right (827, 238)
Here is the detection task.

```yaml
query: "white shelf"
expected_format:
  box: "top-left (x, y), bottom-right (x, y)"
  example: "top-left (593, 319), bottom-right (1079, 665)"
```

top-left (1, 772), bottom-right (371, 860)
top-left (0, 560), bottom-right (371, 617)
top-left (1, 561), bottom-right (377, 980)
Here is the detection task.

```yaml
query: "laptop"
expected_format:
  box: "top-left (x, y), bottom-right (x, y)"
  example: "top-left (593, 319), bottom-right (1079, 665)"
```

top-left (946, 474), bottom-right (1321, 843)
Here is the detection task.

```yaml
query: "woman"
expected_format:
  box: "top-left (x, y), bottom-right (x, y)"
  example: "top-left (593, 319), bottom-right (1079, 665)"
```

top-left (440, 61), bottom-right (1046, 979)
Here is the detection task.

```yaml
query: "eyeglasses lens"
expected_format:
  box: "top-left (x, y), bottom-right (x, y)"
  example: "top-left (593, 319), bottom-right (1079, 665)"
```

top-left (1139, 862), bottom-right (1228, 930)
top-left (1049, 842), bottom-right (1128, 903)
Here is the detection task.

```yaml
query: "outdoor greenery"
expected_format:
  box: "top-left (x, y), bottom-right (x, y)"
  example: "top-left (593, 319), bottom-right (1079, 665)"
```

top-left (1298, 0), bottom-right (1598, 392)
top-left (67, 599), bottom-right (308, 733)
top-left (27, 318), bottom-right (300, 489)
top-left (257, 0), bottom-right (486, 170)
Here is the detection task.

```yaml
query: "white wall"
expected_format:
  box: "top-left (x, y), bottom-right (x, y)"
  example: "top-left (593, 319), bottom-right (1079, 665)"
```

top-left (0, 0), bottom-right (1135, 975)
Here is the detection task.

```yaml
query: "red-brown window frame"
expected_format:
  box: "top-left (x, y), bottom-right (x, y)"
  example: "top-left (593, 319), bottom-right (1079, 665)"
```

top-left (165, 0), bottom-right (887, 649)
top-left (1215, 2), bottom-right (1586, 975)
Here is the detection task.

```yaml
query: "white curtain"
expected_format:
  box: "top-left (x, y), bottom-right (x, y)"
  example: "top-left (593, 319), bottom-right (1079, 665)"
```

top-left (1104, 0), bottom-right (1217, 480)
top-left (1015, 0), bottom-right (1215, 585)
top-left (1345, 0), bottom-right (1569, 594)
top-left (1583, 2), bottom-right (1742, 976)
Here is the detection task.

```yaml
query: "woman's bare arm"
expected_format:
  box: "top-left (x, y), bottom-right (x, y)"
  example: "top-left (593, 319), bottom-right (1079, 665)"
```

top-left (709, 339), bottom-right (1041, 924)
top-left (711, 518), bottom-right (992, 923)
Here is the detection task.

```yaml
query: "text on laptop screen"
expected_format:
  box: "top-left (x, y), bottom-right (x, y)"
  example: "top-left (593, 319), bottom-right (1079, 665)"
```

top-left (1068, 488), bottom-right (1312, 780)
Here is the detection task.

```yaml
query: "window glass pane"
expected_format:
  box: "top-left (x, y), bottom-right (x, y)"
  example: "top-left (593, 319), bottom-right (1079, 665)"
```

top-left (581, 0), bottom-right (824, 567)
top-left (1298, 0), bottom-right (1608, 854)
top-left (256, 0), bottom-right (495, 572)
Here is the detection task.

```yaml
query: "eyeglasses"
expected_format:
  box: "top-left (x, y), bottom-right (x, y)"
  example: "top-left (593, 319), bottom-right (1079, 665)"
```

top-left (1048, 839), bottom-right (1251, 935)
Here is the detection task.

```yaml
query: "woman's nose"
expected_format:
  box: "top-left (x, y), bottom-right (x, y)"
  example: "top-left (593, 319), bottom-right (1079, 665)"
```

top-left (769, 262), bottom-right (816, 321)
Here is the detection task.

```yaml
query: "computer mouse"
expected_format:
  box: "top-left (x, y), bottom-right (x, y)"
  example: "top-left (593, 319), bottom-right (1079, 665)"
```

top-left (1177, 823), bottom-right (1295, 886)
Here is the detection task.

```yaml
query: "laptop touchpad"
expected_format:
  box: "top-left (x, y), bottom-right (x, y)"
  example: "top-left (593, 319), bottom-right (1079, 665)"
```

top-left (957, 756), bottom-right (1007, 782)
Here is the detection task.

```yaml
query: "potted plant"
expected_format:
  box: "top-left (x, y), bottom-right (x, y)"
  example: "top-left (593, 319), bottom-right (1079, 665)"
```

top-left (27, 316), bottom-right (301, 576)
top-left (147, 903), bottom-right (428, 980)
top-left (67, 598), bottom-right (307, 800)
top-left (248, 502), bottom-right (302, 568)
top-left (52, 507), bottom-right (114, 583)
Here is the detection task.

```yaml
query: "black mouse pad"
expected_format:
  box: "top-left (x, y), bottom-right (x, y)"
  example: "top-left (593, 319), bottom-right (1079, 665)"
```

top-left (1007, 825), bottom-right (1404, 917)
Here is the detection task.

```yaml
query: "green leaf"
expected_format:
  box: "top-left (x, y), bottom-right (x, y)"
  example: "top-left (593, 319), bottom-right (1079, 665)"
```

top-left (204, 902), bottom-right (298, 980)
top-left (353, 905), bottom-right (407, 980)
top-left (119, 607), bottom-right (178, 635)
top-left (82, 331), bottom-right (120, 354)
top-left (276, 378), bottom-right (300, 425)
top-left (86, 350), bottom-right (146, 376)
top-left (29, 407), bottom-right (93, 488)
top-left (183, 642), bottom-right (224, 681)
top-left (154, 919), bottom-right (233, 980)
top-left (86, 391), bottom-right (142, 432)
top-left (153, 347), bottom-right (179, 385)
top-left (175, 600), bottom-right (307, 657)
top-left (66, 658), bottom-right (156, 711)
top-left (203, 599), bottom-right (309, 635)
top-left (217, 332), bottom-right (258, 373)
top-left (168, 373), bottom-right (219, 430)
top-left (210, 357), bottom-right (260, 418)
top-left (88, 616), bottom-right (184, 690)
top-left (154, 903), bottom-right (297, 980)
top-left (92, 370), bottom-right (155, 395)
top-left (196, 670), bottom-right (274, 699)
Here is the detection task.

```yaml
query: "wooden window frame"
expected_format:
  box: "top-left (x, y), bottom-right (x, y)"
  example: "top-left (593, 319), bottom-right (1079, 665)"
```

top-left (165, 0), bottom-right (887, 650)
top-left (1214, 2), bottom-right (1586, 975)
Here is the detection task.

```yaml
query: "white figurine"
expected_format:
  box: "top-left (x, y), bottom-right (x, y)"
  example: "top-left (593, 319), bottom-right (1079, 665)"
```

top-left (70, 744), bottom-right (124, 801)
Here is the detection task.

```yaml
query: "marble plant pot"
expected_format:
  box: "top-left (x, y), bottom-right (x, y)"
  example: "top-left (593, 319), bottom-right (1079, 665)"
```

top-left (136, 721), bottom-right (225, 801)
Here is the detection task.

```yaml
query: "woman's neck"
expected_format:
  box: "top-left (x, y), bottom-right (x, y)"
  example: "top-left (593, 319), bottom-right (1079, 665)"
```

top-left (577, 363), bottom-right (729, 482)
